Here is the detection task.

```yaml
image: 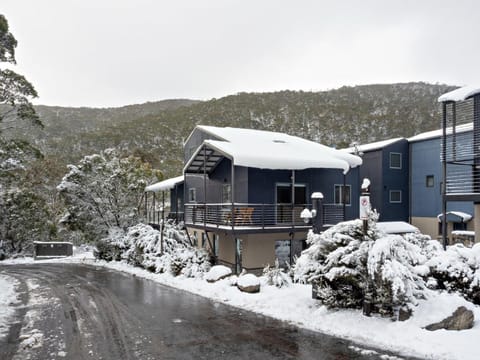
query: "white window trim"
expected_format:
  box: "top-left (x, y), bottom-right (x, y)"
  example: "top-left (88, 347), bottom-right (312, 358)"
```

top-left (334, 184), bottom-right (352, 206)
top-left (390, 152), bottom-right (402, 169)
top-left (389, 190), bottom-right (402, 203)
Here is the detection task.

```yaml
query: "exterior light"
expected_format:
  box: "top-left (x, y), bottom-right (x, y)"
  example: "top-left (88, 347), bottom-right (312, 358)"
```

top-left (300, 208), bottom-right (312, 224)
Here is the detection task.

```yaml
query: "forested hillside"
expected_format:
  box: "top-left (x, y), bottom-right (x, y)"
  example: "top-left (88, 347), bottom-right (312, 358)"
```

top-left (22, 82), bottom-right (455, 178)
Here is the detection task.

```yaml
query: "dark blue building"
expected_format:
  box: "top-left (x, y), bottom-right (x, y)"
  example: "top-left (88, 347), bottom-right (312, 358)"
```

top-left (146, 125), bottom-right (362, 273)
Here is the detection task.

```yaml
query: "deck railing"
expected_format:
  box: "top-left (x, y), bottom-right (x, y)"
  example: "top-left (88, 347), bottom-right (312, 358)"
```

top-left (184, 203), bottom-right (344, 229)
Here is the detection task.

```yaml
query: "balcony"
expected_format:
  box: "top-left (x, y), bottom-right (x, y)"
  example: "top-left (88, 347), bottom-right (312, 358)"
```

top-left (184, 203), bottom-right (345, 232)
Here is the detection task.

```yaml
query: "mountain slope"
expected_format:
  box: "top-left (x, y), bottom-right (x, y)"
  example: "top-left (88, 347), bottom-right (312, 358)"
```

top-left (25, 82), bottom-right (456, 178)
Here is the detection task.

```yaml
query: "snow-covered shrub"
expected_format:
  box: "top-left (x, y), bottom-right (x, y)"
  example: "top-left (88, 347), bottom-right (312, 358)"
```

top-left (263, 259), bottom-right (291, 288)
top-left (292, 212), bottom-right (433, 315)
top-left (293, 218), bottom-right (376, 308)
top-left (95, 222), bottom-right (211, 278)
top-left (367, 234), bottom-right (429, 315)
top-left (427, 243), bottom-right (480, 304)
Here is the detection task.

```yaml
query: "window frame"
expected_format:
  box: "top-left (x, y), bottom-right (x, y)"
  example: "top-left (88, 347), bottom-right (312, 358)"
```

top-left (334, 184), bottom-right (352, 206)
top-left (426, 175), bottom-right (434, 188)
top-left (188, 188), bottom-right (197, 202)
top-left (389, 152), bottom-right (402, 169)
top-left (389, 190), bottom-right (402, 203)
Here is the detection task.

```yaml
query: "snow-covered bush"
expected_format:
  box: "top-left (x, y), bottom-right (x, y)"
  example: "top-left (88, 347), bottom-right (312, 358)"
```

top-left (367, 234), bottom-right (429, 315)
top-left (427, 243), bottom-right (480, 304)
top-left (263, 259), bottom-right (291, 288)
top-left (95, 222), bottom-right (211, 278)
top-left (292, 212), bottom-right (433, 315)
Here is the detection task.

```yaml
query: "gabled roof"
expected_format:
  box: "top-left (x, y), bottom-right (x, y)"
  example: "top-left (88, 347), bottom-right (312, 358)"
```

top-left (438, 85), bottom-right (480, 103)
top-left (340, 137), bottom-right (405, 154)
top-left (145, 175), bottom-right (184, 192)
top-left (185, 126), bottom-right (362, 174)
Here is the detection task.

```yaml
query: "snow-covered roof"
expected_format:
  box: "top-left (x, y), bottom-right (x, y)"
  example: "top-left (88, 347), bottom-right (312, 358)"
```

top-left (376, 222), bottom-right (419, 234)
top-left (437, 211), bottom-right (472, 223)
top-left (145, 175), bottom-right (184, 192)
top-left (438, 85), bottom-right (480, 103)
top-left (188, 126), bottom-right (362, 174)
top-left (408, 122), bottom-right (472, 143)
top-left (341, 138), bottom-right (405, 154)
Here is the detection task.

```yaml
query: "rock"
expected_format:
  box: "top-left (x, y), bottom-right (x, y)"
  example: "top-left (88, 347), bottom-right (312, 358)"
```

top-left (237, 273), bottom-right (260, 293)
top-left (398, 307), bottom-right (412, 321)
top-left (205, 265), bottom-right (232, 283)
top-left (425, 306), bottom-right (474, 331)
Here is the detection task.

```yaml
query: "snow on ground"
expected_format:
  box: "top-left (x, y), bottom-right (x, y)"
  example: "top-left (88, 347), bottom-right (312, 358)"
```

top-left (3, 250), bottom-right (480, 360)
top-left (0, 274), bottom-right (19, 339)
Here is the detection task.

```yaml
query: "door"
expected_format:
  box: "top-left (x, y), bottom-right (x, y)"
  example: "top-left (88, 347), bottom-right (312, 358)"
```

top-left (276, 184), bottom-right (307, 224)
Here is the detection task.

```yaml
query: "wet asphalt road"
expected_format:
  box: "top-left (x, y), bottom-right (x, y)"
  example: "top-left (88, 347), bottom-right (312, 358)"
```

top-left (0, 264), bottom-right (410, 360)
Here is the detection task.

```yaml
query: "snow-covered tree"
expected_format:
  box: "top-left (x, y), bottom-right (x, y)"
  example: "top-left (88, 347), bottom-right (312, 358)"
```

top-left (0, 188), bottom-right (54, 259)
top-left (57, 149), bottom-right (160, 242)
top-left (0, 14), bottom-right (41, 134)
top-left (293, 212), bottom-right (433, 316)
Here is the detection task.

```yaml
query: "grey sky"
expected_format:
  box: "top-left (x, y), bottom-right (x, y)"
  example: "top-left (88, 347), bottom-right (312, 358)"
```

top-left (2, 0), bottom-right (479, 107)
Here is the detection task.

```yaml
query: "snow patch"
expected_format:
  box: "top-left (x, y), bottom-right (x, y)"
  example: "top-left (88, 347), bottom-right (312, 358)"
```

top-left (0, 275), bottom-right (19, 339)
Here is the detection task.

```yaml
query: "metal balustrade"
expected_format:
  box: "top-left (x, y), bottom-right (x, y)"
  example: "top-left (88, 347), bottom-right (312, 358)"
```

top-left (184, 203), bottom-right (345, 229)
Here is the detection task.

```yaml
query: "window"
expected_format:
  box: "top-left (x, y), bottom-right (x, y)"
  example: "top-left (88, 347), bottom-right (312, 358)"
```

top-left (201, 233), bottom-right (206, 247)
top-left (390, 152), bottom-right (402, 169)
top-left (193, 231), bottom-right (198, 246)
top-left (453, 222), bottom-right (467, 231)
top-left (334, 185), bottom-right (351, 205)
top-left (188, 188), bottom-right (196, 202)
top-left (389, 190), bottom-right (402, 203)
top-left (222, 184), bottom-right (231, 203)
top-left (426, 175), bottom-right (434, 187)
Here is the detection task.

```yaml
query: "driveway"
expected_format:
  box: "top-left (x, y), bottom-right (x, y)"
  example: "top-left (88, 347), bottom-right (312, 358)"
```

top-left (1, 264), bottom-right (409, 359)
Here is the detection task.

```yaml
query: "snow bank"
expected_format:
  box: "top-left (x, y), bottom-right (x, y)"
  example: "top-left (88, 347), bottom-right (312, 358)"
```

top-left (0, 274), bottom-right (19, 339)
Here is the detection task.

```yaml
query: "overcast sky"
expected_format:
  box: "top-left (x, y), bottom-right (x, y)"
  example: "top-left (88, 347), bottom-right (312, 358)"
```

top-left (2, 0), bottom-right (479, 108)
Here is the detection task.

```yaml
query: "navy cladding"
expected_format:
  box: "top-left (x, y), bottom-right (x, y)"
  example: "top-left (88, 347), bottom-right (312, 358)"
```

top-left (410, 137), bottom-right (473, 218)
top-left (356, 139), bottom-right (409, 221)
top-left (381, 139), bottom-right (409, 221)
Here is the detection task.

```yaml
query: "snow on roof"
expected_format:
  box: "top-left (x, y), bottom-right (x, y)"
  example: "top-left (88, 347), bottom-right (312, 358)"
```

top-left (438, 85), bottom-right (480, 103)
top-left (437, 211), bottom-right (472, 223)
top-left (193, 126), bottom-right (362, 174)
top-left (145, 175), bottom-right (184, 192)
top-left (408, 122), bottom-right (472, 143)
top-left (340, 137), bottom-right (404, 154)
top-left (376, 221), bottom-right (419, 234)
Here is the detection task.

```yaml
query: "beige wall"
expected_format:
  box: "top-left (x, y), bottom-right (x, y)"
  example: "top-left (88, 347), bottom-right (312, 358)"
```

top-left (411, 217), bottom-right (439, 240)
top-left (186, 227), bottom-right (308, 272)
top-left (412, 216), bottom-right (475, 244)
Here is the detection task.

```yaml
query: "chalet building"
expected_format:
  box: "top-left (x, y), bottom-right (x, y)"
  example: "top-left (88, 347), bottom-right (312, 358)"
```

top-left (146, 125), bottom-right (362, 273)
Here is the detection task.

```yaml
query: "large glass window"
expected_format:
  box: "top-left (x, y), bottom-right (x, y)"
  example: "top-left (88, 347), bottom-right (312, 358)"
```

top-left (390, 152), bottom-right (402, 169)
top-left (334, 185), bottom-right (351, 205)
